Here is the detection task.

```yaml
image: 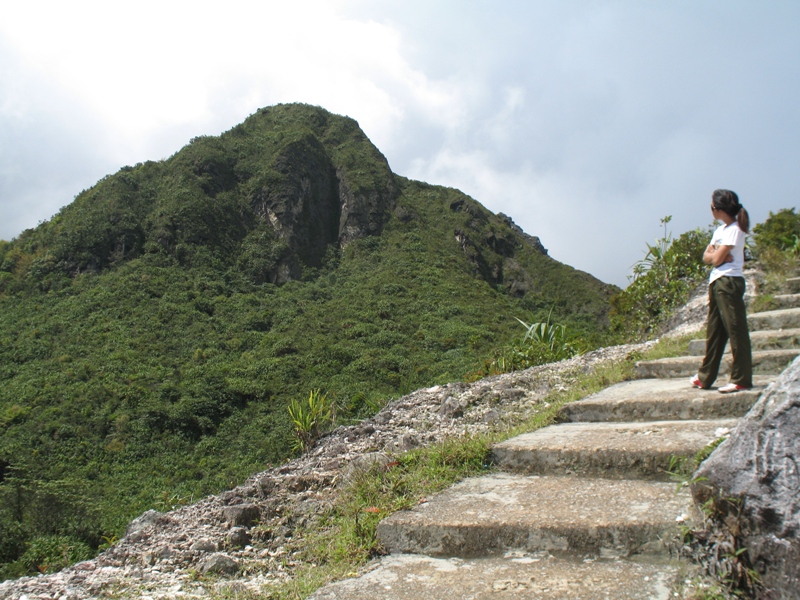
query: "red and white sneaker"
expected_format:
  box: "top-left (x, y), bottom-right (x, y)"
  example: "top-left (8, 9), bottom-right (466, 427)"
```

top-left (718, 383), bottom-right (749, 394)
top-left (690, 374), bottom-right (703, 389)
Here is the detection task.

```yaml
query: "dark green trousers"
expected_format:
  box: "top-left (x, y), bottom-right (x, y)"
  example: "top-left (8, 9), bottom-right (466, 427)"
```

top-left (698, 276), bottom-right (752, 388)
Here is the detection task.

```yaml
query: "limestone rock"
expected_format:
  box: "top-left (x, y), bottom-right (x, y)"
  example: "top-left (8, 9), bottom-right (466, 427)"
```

top-left (340, 452), bottom-right (392, 486)
top-left (226, 527), bottom-right (250, 548)
top-left (190, 538), bottom-right (218, 553)
top-left (693, 355), bottom-right (800, 597)
top-left (438, 395), bottom-right (465, 418)
top-left (141, 545), bottom-right (173, 566)
top-left (124, 509), bottom-right (163, 541)
top-left (198, 553), bottom-right (239, 575)
top-left (498, 213), bottom-right (548, 256)
top-left (222, 504), bottom-right (261, 527)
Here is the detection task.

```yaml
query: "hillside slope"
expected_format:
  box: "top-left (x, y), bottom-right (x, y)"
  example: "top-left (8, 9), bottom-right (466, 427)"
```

top-left (0, 341), bottom-right (654, 599)
top-left (0, 104), bottom-right (617, 577)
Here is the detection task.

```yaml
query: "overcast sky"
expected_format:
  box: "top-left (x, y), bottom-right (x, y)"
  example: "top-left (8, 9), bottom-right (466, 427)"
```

top-left (1, 1), bottom-right (798, 286)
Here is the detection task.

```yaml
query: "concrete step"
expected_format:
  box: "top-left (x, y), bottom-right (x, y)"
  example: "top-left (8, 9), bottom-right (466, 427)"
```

top-left (687, 328), bottom-right (800, 355)
top-left (310, 553), bottom-right (682, 599)
top-left (376, 473), bottom-right (693, 558)
top-left (785, 277), bottom-right (800, 294)
top-left (492, 419), bottom-right (736, 480)
top-left (633, 349), bottom-right (800, 379)
top-left (765, 293), bottom-right (800, 309)
top-left (749, 307), bottom-right (800, 330)
top-left (558, 377), bottom-right (773, 423)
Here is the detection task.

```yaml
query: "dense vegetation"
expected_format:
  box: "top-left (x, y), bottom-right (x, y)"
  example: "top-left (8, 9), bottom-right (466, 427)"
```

top-left (609, 216), bottom-right (712, 339)
top-left (752, 208), bottom-right (800, 254)
top-left (0, 104), bottom-right (617, 578)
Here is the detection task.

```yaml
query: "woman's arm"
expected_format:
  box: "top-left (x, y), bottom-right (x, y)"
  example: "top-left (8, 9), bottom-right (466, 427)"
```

top-left (703, 244), bottom-right (734, 267)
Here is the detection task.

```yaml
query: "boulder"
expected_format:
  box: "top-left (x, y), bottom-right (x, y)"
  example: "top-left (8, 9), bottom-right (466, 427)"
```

top-left (340, 452), bottom-right (392, 486)
top-left (124, 509), bottom-right (163, 541)
top-left (693, 356), bottom-right (800, 598)
top-left (198, 553), bottom-right (239, 575)
top-left (226, 526), bottom-right (250, 548)
top-left (190, 538), bottom-right (218, 553)
top-left (222, 503), bottom-right (261, 527)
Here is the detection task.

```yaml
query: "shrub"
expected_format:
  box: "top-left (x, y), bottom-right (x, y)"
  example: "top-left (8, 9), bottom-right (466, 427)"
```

top-left (467, 314), bottom-right (579, 380)
top-left (753, 208), bottom-right (800, 254)
top-left (288, 389), bottom-right (333, 452)
top-left (610, 217), bottom-right (710, 339)
top-left (18, 535), bottom-right (93, 575)
top-left (515, 314), bottom-right (576, 361)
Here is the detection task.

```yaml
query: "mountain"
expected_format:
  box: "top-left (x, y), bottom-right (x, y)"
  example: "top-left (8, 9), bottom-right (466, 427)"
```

top-left (0, 103), bottom-right (617, 577)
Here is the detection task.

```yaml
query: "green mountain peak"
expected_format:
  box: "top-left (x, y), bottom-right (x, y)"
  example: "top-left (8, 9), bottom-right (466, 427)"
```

top-left (0, 103), bottom-right (617, 579)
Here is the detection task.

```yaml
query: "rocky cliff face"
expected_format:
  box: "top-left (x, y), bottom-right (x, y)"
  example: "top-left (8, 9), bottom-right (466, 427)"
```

top-left (693, 356), bottom-right (800, 598)
top-left (244, 119), bottom-right (398, 282)
top-left (21, 104), bottom-right (400, 285)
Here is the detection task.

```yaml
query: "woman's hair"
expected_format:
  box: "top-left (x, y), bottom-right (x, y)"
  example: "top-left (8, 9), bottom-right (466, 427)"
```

top-left (712, 189), bottom-right (750, 233)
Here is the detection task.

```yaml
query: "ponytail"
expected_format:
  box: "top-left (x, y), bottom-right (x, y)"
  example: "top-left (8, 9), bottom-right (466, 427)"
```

top-left (712, 189), bottom-right (749, 233)
top-left (736, 206), bottom-right (750, 234)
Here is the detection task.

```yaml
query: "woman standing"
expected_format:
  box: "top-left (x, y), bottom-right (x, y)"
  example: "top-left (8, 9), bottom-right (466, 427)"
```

top-left (691, 189), bottom-right (753, 393)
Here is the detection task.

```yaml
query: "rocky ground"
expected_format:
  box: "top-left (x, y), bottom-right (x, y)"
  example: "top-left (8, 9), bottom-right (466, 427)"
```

top-left (1, 283), bottom-right (723, 600)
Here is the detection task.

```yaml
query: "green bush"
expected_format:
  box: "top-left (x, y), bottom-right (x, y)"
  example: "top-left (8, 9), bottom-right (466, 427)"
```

top-left (610, 218), bottom-right (711, 339)
top-left (288, 390), bottom-right (334, 452)
top-left (516, 314), bottom-right (576, 360)
top-left (753, 208), bottom-right (800, 254)
top-left (18, 535), bottom-right (93, 575)
top-left (467, 314), bottom-right (579, 379)
top-left (0, 519), bottom-right (26, 565)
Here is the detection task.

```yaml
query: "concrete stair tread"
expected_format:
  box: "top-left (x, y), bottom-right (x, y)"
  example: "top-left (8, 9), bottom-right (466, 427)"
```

top-left (784, 277), bottom-right (800, 293)
top-left (749, 306), bottom-right (800, 330)
top-left (559, 377), bottom-right (774, 422)
top-left (633, 348), bottom-right (799, 379)
top-left (767, 294), bottom-right (800, 309)
top-left (688, 328), bottom-right (800, 355)
top-left (376, 473), bottom-right (693, 558)
top-left (492, 419), bottom-right (737, 479)
top-left (748, 327), bottom-right (800, 339)
top-left (310, 553), bottom-right (682, 599)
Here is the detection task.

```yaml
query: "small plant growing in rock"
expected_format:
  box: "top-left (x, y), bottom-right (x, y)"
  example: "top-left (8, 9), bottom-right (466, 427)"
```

top-left (288, 389), bottom-right (333, 453)
top-left (466, 313), bottom-right (579, 380)
top-left (680, 494), bottom-right (762, 599)
top-left (515, 312), bottom-right (576, 362)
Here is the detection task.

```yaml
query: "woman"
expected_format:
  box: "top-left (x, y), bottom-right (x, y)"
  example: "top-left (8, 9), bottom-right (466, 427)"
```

top-left (691, 189), bottom-right (753, 393)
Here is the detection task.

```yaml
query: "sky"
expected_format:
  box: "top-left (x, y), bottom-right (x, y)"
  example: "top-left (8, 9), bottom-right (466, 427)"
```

top-left (1, 0), bottom-right (798, 287)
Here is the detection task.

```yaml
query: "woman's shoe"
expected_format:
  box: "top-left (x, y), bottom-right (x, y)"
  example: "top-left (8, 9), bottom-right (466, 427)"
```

top-left (690, 374), bottom-right (703, 389)
top-left (718, 383), bottom-right (749, 394)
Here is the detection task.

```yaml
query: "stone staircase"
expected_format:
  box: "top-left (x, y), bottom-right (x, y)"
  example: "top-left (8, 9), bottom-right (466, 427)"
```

top-left (311, 278), bottom-right (800, 600)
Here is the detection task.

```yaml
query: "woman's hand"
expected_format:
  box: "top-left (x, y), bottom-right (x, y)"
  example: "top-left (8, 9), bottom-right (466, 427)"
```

top-left (703, 244), bottom-right (734, 266)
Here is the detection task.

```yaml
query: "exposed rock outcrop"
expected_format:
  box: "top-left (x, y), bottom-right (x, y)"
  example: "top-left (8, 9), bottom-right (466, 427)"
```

top-left (497, 212), bottom-right (548, 256)
top-left (693, 356), bottom-right (800, 598)
top-left (244, 107), bottom-right (399, 283)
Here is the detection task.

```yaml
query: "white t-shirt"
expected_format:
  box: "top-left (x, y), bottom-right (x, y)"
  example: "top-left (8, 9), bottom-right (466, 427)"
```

top-left (709, 221), bottom-right (746, 284)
